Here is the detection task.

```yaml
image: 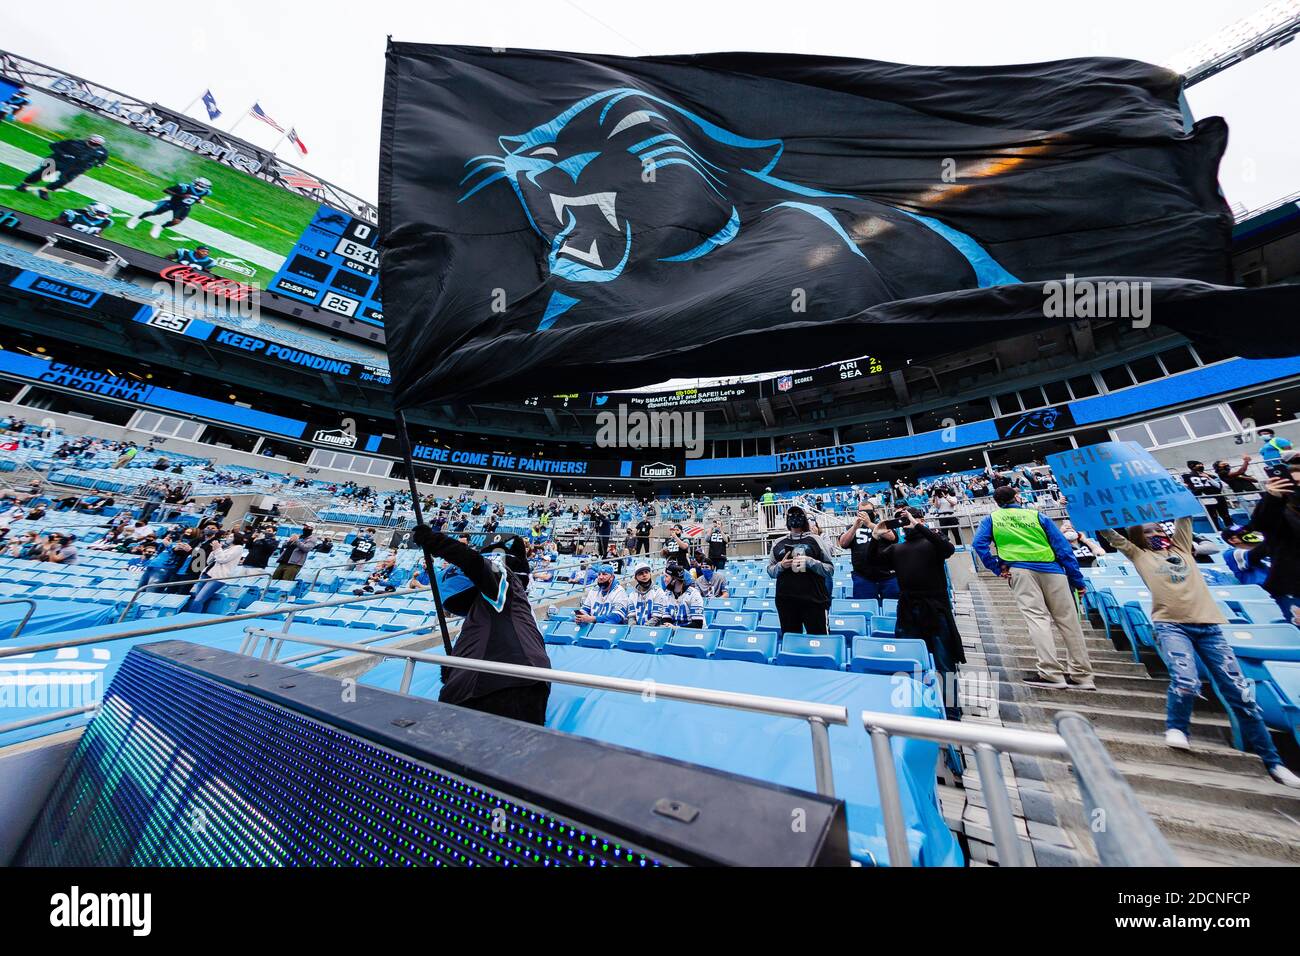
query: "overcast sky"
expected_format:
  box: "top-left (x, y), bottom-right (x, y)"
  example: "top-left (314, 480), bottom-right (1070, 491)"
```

top-left (6, 0), bottom-right (1298, 213)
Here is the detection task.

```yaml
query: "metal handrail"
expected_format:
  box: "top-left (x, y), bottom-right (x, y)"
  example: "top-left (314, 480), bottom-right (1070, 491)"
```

top-left (0, 704), bottom-right (98, 736)
top-left (0, 597), bottom-right (37, 641)
top-left (116, 567), bottom-right (276, 623)
top-left (0, 585), bottom-right (433, 662)
top-left (861, 708), bottom-right (1179, 868)
top-left (232, 631), bottom-right (847, 797)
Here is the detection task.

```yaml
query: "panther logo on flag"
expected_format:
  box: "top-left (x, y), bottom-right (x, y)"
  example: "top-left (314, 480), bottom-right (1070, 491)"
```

top-left (459, 87), bottom-right (1019, 330)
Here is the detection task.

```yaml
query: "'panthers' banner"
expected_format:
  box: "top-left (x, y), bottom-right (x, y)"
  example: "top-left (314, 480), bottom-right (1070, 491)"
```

top-left (380, 43), bottom-right (1297, 407)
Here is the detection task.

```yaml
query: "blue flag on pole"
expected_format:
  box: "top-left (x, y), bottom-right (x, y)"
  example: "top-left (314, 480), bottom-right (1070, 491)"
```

top-left (1046, 442), bottom-right (1203, 532)
top-left (201, 89), bottom-right (221, 121)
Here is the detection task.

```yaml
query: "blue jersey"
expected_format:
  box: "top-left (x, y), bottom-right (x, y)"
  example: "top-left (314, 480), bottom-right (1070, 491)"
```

top-left (580, 582), bottom-right (629, 624)
top-left (1223, 547), bottom-right (1269, 587)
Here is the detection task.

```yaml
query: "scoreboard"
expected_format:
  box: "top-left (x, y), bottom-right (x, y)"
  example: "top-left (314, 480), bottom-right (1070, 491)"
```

top-left (269, 207), bottom-right (385, 326)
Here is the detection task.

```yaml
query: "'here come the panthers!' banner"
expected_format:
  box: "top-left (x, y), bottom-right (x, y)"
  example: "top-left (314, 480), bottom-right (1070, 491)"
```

top-left (379, 43), bottom-right (1300, 408)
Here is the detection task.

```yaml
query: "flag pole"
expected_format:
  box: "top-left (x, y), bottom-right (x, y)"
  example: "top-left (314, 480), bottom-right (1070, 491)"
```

top-left (396, 407), bottom-right (454, 653)
top-left (268, 128), bottom-right (289, 155)
top-left (180, 93), bottom-right (201, 118)
top-left (227, 103), bottom-right (255, 135)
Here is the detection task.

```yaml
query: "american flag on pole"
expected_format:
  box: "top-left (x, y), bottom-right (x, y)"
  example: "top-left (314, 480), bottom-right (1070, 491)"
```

top-left (248, 102), bottom-right (284, 132)
top-left (277, 168), bottom-right (323, 191)
top-left (287, 129), bottom-right (308, 155)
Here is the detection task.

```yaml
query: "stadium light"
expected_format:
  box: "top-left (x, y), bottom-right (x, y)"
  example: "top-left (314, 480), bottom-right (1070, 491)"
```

top-left (1163, 0), bottom-right (1300, 86)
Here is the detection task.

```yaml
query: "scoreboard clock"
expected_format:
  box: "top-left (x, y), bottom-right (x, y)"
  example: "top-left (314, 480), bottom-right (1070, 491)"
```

top-left (270, 206), bottom-right (385, 326)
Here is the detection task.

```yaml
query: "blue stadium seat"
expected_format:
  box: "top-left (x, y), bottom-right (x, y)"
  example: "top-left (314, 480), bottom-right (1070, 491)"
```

top-left (1237, 600), bottom-right (1287, 625)
top-left (547, 606), bottom-right (576, 621)
top-left (661, 627), bottom-right (721, 659)
top-left (850, 636), bottom-right (931, 675)
top-left (711, 611), bottom-right (758, 633)
top-left (1258, 661), bottom-right (1300, 745)
top-left (742, 597), bottom-right (775, 612)
top-left (774, 633), bottom-right (845, 671)
top-left (870, 616), bottom-right (896, 637)
top-left (713, 630), bottom-right (778, 665)
top-left (543, 621), bottom-right (586, 646)
top-left (618, 626), bottom-right (672, 654)
top-left (830, 598), bottom-right (876, 616)
top-left (1222, 624), bottom-right (1300, 663)
top-left (576, 624), bottom-right (628, 649)
top-left (705, 597), bottom-right (743, 612)
top-left (754, 612), bottom-right (783, 634)
top-left (826, 614), bottom-right (869, 638)
top-left (879, 599), bottom-right (899, 617)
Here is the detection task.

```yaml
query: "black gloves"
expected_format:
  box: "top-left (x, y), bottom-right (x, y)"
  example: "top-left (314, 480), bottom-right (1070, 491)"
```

top-left (412, 523), bottom-right (444, 550)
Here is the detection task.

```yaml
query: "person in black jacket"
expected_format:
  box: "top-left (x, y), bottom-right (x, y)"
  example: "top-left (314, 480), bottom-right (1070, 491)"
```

top-left (766, 505), bottom-right (833, 634)
top-left (1183, 461), bottom-right (1232, 531)
top-left (1249, 467), bottom-right (1300, 623)
top-left (241, 528), bottom-right (279, 569)
top-left (874, 508), bottom-right (964, 719)
top-left (838, 504), bottom-right (898, 603)
top-left (412, 526), bottom-right (552, 725)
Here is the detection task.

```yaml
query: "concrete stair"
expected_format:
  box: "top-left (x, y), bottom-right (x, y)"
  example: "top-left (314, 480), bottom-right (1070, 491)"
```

top-left (966, 574), bottom-right (1300, 866)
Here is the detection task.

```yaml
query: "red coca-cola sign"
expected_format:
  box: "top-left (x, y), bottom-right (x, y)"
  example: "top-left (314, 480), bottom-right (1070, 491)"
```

top-left (159, 264), bottom-right (255, 301)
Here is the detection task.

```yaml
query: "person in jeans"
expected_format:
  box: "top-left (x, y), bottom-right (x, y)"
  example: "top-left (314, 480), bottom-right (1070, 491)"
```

top-left (182, 532), bottom-right (247, 614)
top-left (767, 505), bottom-right (833, 635)
top-left (1101, 518), bottom-right (1299, 788)
top-left (271, 525), bottom-right (318, 581)
top-left (973, 485), bottom-right (1094, 689)
top-left (839, 504), bottom-right (898, 603)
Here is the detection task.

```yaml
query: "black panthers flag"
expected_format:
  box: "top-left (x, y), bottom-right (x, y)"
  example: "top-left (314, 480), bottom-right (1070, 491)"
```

top-left (380, 42), bottom-right (1297, 408)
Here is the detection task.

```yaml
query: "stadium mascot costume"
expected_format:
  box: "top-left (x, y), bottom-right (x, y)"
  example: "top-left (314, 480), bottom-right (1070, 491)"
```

top-left (412, 526), bottom-right (552, 725)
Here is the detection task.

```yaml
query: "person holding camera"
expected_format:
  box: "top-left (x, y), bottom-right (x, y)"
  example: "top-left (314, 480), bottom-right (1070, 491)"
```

top-left (838, 504), bottom-right (898, 603)
top-left (929, 486), bottom-right (962, 545)
top-left (1249, 464), bottom-right (1300, 622)
top-left (873, 509), bottom-right (965, 718)
top-left (767, 505), bottom-right (833, 635)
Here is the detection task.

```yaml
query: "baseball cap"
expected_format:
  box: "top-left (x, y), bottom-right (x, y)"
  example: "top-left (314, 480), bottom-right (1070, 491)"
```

top-left (632, 561), bottom-right (652, 575)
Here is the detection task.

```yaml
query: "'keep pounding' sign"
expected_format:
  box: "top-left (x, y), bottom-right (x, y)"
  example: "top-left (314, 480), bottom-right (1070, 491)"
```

top-left (1046, 441), bottom-right (1203, 531)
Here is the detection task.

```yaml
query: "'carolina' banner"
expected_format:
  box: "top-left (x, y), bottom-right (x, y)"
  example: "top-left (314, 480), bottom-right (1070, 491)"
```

top-left (379, 43), bottom-right (1296, 407)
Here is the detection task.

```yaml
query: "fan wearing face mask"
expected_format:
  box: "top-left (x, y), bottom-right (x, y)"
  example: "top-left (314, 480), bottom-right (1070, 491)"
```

top-left (767, 505), bottom-right (834, 635)
top-left (1100, 517), bottom-right (1299, 788)
top-left (1059, 521), bottom-right (1105, 569)
top-left (650, 562), bottom-right (705, 628)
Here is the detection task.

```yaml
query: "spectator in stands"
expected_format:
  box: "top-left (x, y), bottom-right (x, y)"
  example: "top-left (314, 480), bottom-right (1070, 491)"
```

top-left (593, 507), bottom-right (613, 558)
top-left (650, 562), bottom-right (705, 628)
top-left (767, 505), bottom-right (833, 635)
top-left (973, 485), bottom-right (1094, 689)
top-left (1182, 461), bottom-right (1232, 531)
top-left (138, 533), bottom-right (182, 590)
top-left (627, 561), bottom-right (664, 625)
top-left (1100, 518), bottom-right (1299, 787)
top-left (1214, 457), bottom-right (1259, 497)
top-left (1248, 467), bottom-right (1300, 621)
top-left (576, 564), bottom-right (629, 625)
top-left (79, 495), bottom-right (114, 515)
top-left (214, 495), bottom-right (234, 519)
top-left (1059, 521), bottom-right (1106, 569)
top-left (7, 531), bottom-right (39, 560)
top-left (39, 533), bottom-right (77, 565)
top-left (691, 557), bottom-right (728, 598)
top-left (1221, 524), bottom-right (1270, 587)
top-left (353, 554), bottom-right (399, 594)
top-left (1258, 428), bottom-right (1294, 463)
top-left (929, 486), bottom-right (961, 545)
top-left (760, 487), bottom-right (778, 529)
top-left (840, 505), bottom-right (899, 603)
top-left (182, 532), bottom-right (247, 613)
top-left (635, 514), bottom-right (653, 555)
top-left (271, 525), bottom-right (318, 581)
top-left (162, 529), bottom-right (202, 594)
top-left (315, 533), bottom-right (334, 554)
top-left (705, 518), bottom-right (729, 570)
top-left (531, 556), bottom-right (555, 584)
top-left (241, 528), bottom-right (279, 570)
top-left (348, 530), bottom-right (376, 569)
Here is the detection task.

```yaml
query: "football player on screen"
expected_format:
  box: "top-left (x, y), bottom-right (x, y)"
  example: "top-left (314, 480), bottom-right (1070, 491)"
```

top-left (0, 89), bottom-right (30, 123)
top-left (57, 202), bottom-right (114, 236)
top-left (166, 245), bottom-right (216, 271)
top-left (127, 177), bottom-right (212, 238)
top-left (14, 134), bottom-right (109, 199)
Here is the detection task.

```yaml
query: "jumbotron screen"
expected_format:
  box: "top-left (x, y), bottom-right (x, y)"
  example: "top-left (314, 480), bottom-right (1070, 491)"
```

top-left (0, 77), bottom-right (384, 326)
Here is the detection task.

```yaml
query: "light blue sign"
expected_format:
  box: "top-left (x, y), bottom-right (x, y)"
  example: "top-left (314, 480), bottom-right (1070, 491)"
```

top-left (1046, 441), bottom-right (1203, 530)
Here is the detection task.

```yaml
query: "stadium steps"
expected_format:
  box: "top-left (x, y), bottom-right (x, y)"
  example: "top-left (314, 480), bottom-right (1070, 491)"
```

top-left (967, 574), bottom-right (1300, 866)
